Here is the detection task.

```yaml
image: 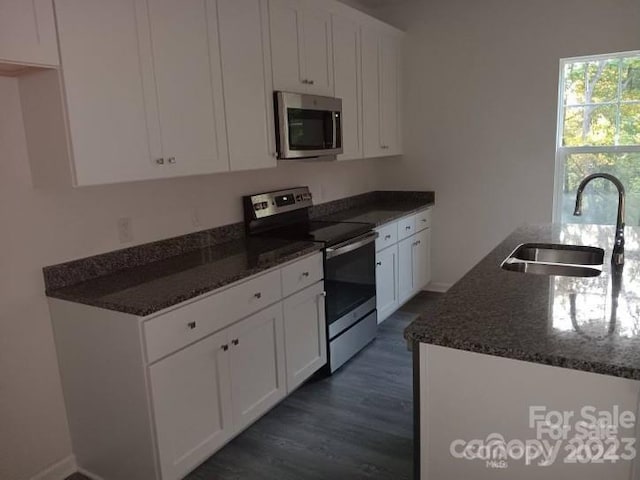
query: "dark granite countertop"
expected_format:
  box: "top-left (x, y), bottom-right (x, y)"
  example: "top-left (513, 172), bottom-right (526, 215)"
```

top-left (318, 200), bottom-right (434, 226)
top-left (405, 224), bottom-right (640, 380)
top-left (47, 238), bottom-right (322, 317)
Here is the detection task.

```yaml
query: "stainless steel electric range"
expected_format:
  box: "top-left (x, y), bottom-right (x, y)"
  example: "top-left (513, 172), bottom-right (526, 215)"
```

top-left (243, 187), bottom-right (378, 373)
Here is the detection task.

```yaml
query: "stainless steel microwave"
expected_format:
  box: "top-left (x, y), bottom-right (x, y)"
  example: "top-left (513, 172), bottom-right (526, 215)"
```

top-left (275, 91), bottom-right (343, 159)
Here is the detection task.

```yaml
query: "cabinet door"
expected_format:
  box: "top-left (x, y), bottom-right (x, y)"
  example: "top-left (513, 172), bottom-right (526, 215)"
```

top-left (227, 304), bottom-right (286, 432)
top-left (380, 33), bottom-right (401, 154)
top-left (398, 235), bottom-right (414, 305)
top-left (146, 0), bottom-right (228, 176)
top-left (376, 245), bottom-right (399, 323)
top-left (0, 0), bottom-right (59, 68)
top-left (412, 228), bottom-right (432, 292)
top-left (301, 2), bottom-right (333, 96)
top-left (283, 282), bottom-right (327, 392)
top-left (332, 14), bottom-right (362, 161)
top-left (149, 330), bottom-right (232, 480)
top-left (217, 0), bottom-right (276, 171)
top-left (269, 0), bottom-right (305, 92)
top-left (55, 0), bottom-right (165, 185)
top-left (361, 26), bottom-right (383, 158)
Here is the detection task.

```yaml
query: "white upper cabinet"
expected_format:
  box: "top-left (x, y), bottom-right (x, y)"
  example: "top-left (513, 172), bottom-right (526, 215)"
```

top-left (53, 0), bottom-right (228, 185)
top-left (0, 0), bottom-right (59, 71)
top-left (216, 0), bottom-right (276, 170)
top-left (362, 23), bottom-right (403, 158)
top-left (380, 33), bottom-right (402, 155)
top-left (145, 0), bottom-right (228, 176)
top-left (332, 14), bottom-right (362, 161)
top-left (269, 0), bottom-right (334, 96)
top-left (55, 0), bottom-right (166, 185)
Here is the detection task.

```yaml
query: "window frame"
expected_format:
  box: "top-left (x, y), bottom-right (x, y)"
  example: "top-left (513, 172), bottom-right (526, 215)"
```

top-left (553, 50), bottom-right (640, 223)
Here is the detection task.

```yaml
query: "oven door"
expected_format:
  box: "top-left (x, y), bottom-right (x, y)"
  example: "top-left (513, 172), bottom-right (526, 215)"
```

top-left (324, 232), bottom-right (377, 340)
top-left (276, 91), bottom-right (343, 159)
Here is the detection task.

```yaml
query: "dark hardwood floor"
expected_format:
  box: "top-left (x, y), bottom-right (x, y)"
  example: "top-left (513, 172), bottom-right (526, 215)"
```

top-left (66, 292), bottom-right (443, 480)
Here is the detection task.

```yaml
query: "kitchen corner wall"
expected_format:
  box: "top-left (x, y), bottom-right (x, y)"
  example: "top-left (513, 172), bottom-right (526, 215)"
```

top-left (0, 76), bottom-right (385, 480)
top-left (372, 0), bottom-right (640, 287)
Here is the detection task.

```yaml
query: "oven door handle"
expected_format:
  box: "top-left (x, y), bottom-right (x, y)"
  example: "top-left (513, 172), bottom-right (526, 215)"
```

top-left (325, 231), bottom-right (378, 259)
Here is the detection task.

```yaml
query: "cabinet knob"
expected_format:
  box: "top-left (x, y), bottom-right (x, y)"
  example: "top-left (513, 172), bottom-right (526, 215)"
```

top-left (187, 321), bottom-right (196, 330)
top-left (155, 158), bottom-right (165, 165)
top-left (232, 339), bottom-right (239, 346)
top-left (302, 271), bottom-right (310, 277)
top-left (320, 291), bottom-right (327, 297)
top-left (376, 261), bottom-right (382, 266)
top-left (308, 79), bottom-right (315, 85)
top-left (301, 79), bottom-right (308, 84)
top-left (405, 226), bottom-right (411, 230)
top-left (222, 344), bottom-right (229, 352)
top-left (422, 219), bottom-right (427, 223)
top-left (167, 156), bottom-right (176, 164)
top-left (385, 234), bottom-right (391, 240)
top-left (254, 292), bottom-right (262, 299)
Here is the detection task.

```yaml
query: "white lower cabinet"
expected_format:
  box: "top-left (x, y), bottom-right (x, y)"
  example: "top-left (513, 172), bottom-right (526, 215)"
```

top-left (377, 208), bottom-right (432, 320)
top-left (283, 281), bottom-right (327, 391)
top-left (50, 252), bottom-right (326, 480)
top-left (227, 304), bottom-right (287, 431)
top-left (376, 244), bottom-right (399, 323)
top-left (150, 329), bottom-right (233, 480)
top-left (397, 235), bottom-right (415, 305)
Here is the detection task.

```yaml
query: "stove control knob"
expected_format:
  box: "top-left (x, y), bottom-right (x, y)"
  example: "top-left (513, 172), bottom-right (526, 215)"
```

top-left (254, 203), bottom-right (262, 211)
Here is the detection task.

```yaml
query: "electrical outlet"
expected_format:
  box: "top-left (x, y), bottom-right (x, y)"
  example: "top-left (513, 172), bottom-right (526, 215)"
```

top-left (117, 217), bottom-right (134, 243)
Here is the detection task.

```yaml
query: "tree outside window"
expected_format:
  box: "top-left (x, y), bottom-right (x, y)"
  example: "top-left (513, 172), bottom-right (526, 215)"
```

top-left (556, 51), bottom-right (640, 226)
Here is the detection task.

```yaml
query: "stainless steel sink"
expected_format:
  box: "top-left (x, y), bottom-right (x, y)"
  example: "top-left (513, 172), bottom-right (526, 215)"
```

top-left (501, 243), bottom-right (604, 277)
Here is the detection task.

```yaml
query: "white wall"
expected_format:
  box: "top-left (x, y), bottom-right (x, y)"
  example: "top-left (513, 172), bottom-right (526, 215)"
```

top-left (374, 0), bottom-right (640, 287)
top-left (0, 76), bottom-right (385, 480)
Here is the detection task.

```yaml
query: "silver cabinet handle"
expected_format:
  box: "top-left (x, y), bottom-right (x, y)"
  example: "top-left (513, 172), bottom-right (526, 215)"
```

top-left (232, 339), bottom-right (239, 346)
top-left (254, 292), bottom-right (262, 299)
top-left (187, 321), bottom-right (196, 330)
top-left (422, 219), bottom-right (427, 223)
top-left (155, 158), bottom-right (165, 165)
top-left (405, 226), bottom-right (412, 230)
top-left (385, 234), bottom-right (391, 240)
top-left (167, 156), bottom-right (176, 164)
top-left (308, 79), bottom-right (315, 85)
top-left (222, 344), bottom-right (229, 352)
top-left (320, 291), bottom-right (327, 297)
top-left (302, 271), bottom-right (310, 277)
top-left (301, 79), bottom-right (308, 84)
top-left (376, 261), bottom-right (382, 266)
top-left (416, 240), bottom-right (421, 245)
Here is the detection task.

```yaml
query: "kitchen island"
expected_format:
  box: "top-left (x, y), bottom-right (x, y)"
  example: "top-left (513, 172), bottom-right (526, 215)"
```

top-left (405, 224), bottom-right (640, 480)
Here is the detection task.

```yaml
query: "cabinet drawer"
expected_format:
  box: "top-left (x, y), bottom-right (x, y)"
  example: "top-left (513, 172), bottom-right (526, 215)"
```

top-left (375, 222), bottom-right (398, 251)
top-left (281, 252), bottom-right (323, 297)
top-left (397, 214), bottom-right (416, 240)
top-left (415, 208), bottom-right (432, 232)
top-left (145, 270), bottom-right (282, 363)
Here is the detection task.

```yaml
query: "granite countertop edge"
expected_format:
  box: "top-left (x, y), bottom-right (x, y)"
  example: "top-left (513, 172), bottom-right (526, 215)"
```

top-left (46, 243), bottom-right (323, 317)
top-left (405, 327), bottom-right (640, 381)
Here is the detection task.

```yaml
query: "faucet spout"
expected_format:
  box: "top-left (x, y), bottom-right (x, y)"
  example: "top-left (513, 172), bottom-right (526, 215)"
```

top-left (573, 173), bottom-right (625, 266)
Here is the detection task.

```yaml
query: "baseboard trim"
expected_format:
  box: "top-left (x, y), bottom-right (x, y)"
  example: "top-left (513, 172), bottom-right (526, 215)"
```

top-left (76, 468), bottom-right (106, 480)
top-left (423, 282), bottom-right (452, 293)
top-left (29, 455), bottom-right (76, 480)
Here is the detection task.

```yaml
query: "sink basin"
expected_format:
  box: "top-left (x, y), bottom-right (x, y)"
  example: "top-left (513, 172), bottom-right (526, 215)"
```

top-left (501, 243), bottom-right (604, 277)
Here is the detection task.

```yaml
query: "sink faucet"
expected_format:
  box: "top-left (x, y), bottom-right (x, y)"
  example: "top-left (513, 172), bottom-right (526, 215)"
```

top-left (573, 173), bottom-right (625, 266)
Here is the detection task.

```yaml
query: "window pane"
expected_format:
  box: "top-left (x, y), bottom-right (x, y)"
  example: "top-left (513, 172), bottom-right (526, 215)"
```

top-left (560, 152), bottom-right (640, 226)
top-left (621, 57), bottom-right (640, 102)
top-left (590, 60), bottom-right (619, 104)
top-left (563, 105), bottom-right (617, 146)
top-left (563, 60), bottom-right (619, 105)
top-left (620, 103), bottom-right (640, 145)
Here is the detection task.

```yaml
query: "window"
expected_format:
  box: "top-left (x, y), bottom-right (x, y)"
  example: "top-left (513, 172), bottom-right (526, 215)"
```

top-left (555, 51), bottom-right (640, 226)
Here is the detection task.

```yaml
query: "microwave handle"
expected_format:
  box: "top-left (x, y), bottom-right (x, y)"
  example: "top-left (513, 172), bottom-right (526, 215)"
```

top-left (332, 112), bottom-right (338, 149)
